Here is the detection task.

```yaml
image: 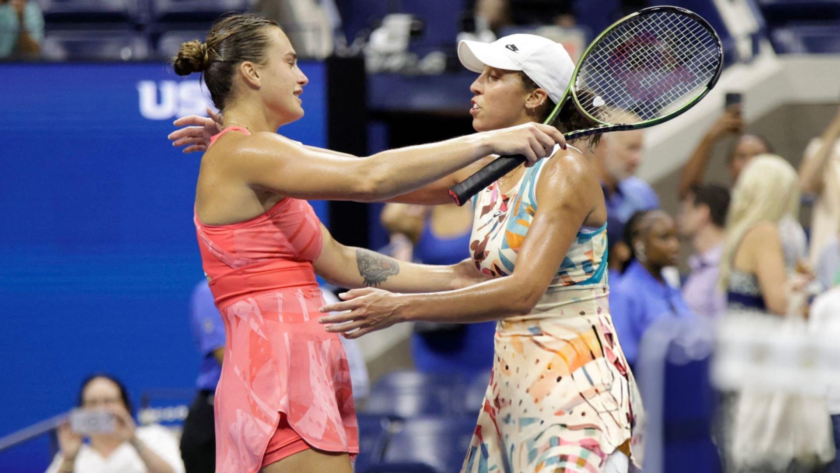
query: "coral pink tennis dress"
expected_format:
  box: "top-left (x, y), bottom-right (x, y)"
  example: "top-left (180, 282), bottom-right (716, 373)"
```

top-left (194, 127), bottom-right (358, 472)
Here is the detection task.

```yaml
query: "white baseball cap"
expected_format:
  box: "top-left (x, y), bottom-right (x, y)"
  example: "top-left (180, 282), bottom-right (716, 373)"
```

top-left (458, 34), bottom-right (574, 104)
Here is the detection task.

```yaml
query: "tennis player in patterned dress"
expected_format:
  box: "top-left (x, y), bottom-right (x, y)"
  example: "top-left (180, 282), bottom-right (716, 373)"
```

top-left (170, 15), bottom-right (566, 473)
top-left (320, 35), bottom-right (645, 473)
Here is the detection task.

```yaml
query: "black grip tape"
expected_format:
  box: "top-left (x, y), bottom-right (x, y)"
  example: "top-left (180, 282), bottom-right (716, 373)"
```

top-left (449, 155), bottom-right (527, 206)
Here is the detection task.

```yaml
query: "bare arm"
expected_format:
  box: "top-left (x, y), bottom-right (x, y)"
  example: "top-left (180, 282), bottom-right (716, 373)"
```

top-left (678, 105), bottom-right (744, 199)
top-left (319, 153), bottom-right (597, 337)
top-left (13, 1), bottom-right (40, 56)
top-left (314, 224), bottom-right (487, 292)
top-left (170, 115), bottom-right (500, 205)
top-left (208, 122), bottom-right (564, 203)
top-left (738, 223), bottom-right (788, 315)
top-left (799, 108), bottom-right (840, 195)
top-left (212, 347), bottom-right (224, 366)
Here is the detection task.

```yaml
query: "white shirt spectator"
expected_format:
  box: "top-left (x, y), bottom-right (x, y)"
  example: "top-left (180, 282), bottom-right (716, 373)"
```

top-left (810, 287), bottom-right (840, 415)
top-left (45, 425), bottom-right (185, 473)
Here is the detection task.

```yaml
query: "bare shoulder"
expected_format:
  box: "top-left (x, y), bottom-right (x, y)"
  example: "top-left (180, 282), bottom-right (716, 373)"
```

top-left (742, 221), bottom-right (781, 246)
top-left (536, 147), bottom-right (600, 198)
top-left (205, 131), bottom-right (302, 170)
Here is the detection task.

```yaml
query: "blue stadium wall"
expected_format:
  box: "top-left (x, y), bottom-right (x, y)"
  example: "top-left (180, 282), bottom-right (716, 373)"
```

top-left (0, 61), bottom-right (329, 472)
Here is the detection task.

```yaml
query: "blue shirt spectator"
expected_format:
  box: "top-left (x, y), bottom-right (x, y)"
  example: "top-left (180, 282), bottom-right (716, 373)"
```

top-left (604, 176), bottom-right (661, 227)
top-left (189, 281), bottom-right (225, 392)
top-left (610, 260), bottom-right (694, 365)
top-left (608, 211), bottom-right (693, 365)
top-left (0, 0), bottom-right (43, 58)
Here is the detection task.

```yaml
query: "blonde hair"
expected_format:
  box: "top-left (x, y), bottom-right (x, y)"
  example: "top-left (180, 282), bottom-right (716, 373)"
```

top-left (719, 154), bottom-right (800, 289)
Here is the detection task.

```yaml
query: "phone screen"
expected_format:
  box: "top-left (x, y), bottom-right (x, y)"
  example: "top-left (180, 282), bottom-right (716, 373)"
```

top-left (725, 92), bottom-right (743, 108)
top-left (70, 409), bottom-right (116, 435)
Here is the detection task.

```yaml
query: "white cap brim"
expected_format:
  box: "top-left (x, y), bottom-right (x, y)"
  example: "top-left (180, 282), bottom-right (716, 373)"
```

top-left (458, 40), bottom-right (521, 73)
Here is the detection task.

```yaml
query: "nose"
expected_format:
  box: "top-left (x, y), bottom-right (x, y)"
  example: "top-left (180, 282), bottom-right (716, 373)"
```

top-left (298, 69), bottom-right (309, 86)
top-left (469, 75), bottom-right (484, 95)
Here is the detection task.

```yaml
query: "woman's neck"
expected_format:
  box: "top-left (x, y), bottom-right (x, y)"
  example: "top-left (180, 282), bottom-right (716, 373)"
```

top-left (222, 103), bottom-right (280, 133)
top-left (641, 260), bottom-right (665, 282)
top-left (90, 435), bottom-right (124, 458)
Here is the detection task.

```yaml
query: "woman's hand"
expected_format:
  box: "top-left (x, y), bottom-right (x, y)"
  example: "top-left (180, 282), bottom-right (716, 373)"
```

top-left (167, 107), bottom-right (223, 153)
top-left (110, 408), bottom-right (137, 444)
top-left (708, 104), bottom-right (744, 140)
top-left (319, 288), bottom-right (409, 339)
top-left (57, 421), bottom-right (83, 462)
top-left (482, 123), bottom-right (567, 166)
top-left (452, 258), bottom-right (489, 290)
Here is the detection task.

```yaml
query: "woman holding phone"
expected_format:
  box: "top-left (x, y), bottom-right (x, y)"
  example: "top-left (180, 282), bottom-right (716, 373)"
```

top-left (170, 13), bottom-right (564, 473)
top-left (173, 32), bottom-right (641, 473)
top-left (48, 374), bottom-right (184, 473)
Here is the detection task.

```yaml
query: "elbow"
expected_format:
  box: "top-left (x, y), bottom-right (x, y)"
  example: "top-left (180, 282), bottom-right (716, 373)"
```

top-left (352, 160), bottom-right (390, 202)
top-left (508, 281), bottom-right (542, 316)
top-left (765, 295), bottom-right (788, 316)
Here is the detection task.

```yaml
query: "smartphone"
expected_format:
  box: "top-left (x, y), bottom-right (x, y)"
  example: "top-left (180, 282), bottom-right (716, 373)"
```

top-left (70, 409), bottom-right (115, 435)
top-left (725, 92), bottom-right (743, 108)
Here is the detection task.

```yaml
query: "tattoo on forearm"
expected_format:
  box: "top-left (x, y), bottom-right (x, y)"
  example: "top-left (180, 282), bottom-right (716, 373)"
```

top-left (356, 249), bottom-right (400, 287)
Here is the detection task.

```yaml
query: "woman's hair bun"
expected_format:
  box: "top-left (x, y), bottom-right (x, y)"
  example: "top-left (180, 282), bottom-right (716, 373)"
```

top-left (173, 40), bottom-right (209, 76)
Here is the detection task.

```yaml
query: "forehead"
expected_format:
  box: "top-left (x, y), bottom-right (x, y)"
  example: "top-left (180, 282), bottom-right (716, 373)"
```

top-left (737, 135), bottom-right (768, 151)
top-left (266, 27), bottom-right (294, 54)
top-left (83, 378), bottom-right (120, 398)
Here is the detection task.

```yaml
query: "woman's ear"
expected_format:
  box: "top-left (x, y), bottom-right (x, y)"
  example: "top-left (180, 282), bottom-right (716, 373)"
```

top-left (634, 241), bottom-right (647, 262)
top-left (525, 88), bottom-right (549, 113)
top-left (239, 61), bottom-right (261, 89)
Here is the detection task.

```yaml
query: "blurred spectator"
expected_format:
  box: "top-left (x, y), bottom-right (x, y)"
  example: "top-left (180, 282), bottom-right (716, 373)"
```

top-left (47, 374), bottom-right (184, 473)
top-left (799, 104), bottom-right (840, 268)
top-left (679, 105), bottom-right (808, 271)
top-left (584, 128), bottom-right (660, 273)
top-left (0, 0), bottom-right (43, 59)
top-left (716, 155), bottom-right (816, 473)
top-left (179, 281), bottom-right (224, 473)
top-left (678, 184), bottom-right (731, 319)
top-left (809, 286), bottom-right (840, 473)
top-left (720, 155), bottom-right (801, 316)
top-left (610, 210), bottom-right (694, 366)
top-left (380, 203), bottom-right (495, 379)
top-left (252, 0), bottom-right (340, 59)
top-left (475, 0), bottom-right (512, 36)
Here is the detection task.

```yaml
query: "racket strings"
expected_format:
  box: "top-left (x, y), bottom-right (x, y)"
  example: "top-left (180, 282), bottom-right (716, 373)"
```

top-left (576, 10), bottom-right (720, 125)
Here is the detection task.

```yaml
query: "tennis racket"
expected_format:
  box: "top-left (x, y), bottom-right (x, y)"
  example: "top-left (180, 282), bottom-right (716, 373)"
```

top-left (449, 6), bottom-right (723, 206)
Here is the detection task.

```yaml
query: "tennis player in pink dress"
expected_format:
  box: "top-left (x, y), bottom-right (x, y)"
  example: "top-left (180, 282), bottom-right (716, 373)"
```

top-left (172, 14), bottom-right (565, 473)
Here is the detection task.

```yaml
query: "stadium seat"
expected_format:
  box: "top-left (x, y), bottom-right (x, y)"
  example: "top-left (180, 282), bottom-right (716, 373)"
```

top-left (150, 0), bottom-right (248, 22)
top-left (363, 371), bottom-right (466, 417)
top-left (42, 30), bottom-right (150, 60)
top-left (156, 30), bottom-right (211, 58)
top-left (354, 414), bottom-right (397, 473)
top-left (371, 416), bottom-right (476, 473)
top-left (771, 24), bottom-right (840, 54)
top-left (35, 0), bottom-right (144, 24)
top-left (463, 369), bottom-right (490, 415)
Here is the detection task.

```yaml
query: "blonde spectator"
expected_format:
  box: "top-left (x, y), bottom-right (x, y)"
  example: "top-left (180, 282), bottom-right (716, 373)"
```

top-left (720, 154), bottom-right (801, 315)
top-left (799, 105), bottom-right (840, 268)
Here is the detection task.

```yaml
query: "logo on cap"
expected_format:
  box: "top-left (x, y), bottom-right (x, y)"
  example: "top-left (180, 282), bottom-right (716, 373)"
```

top-left (505, 44), bottom-right (519, 53)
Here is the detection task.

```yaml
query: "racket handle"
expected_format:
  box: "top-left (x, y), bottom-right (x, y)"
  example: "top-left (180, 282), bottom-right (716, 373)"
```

top-left (448, 155), bottom-right (526, 206)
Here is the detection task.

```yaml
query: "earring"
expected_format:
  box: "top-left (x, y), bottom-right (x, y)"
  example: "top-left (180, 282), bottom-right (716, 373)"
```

top-left (634, 243), bottom-right (646, 262)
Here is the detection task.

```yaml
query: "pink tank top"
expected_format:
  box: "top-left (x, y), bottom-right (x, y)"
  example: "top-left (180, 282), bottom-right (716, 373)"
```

top-left (194, 127), bottom-right (324, 306)
top-left (193, 127), bottom-right (357, 473)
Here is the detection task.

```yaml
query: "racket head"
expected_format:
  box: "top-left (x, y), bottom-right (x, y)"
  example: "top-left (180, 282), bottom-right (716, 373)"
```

top-left (570, 6), bottom-right (723, 130)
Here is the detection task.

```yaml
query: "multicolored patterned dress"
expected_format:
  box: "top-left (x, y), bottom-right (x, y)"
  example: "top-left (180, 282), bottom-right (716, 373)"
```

top-left (462, 153), bottom-right (645, 473)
